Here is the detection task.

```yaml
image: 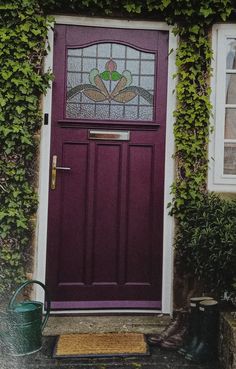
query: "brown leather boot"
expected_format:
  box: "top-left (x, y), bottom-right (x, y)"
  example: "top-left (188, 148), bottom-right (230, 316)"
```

top-left (160, 323), bottom-right (188, 349)
top-left (147, 310), bottom-right (187, 346)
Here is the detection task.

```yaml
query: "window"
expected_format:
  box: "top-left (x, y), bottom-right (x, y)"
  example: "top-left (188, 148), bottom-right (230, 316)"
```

top-left (209, 25), bottom-right (236, 191)
top-left (66, 43), bottom-right (155, 122)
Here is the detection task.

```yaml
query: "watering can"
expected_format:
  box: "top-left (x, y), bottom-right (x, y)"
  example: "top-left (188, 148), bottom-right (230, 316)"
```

top-left (1, 280), bottom-right (50, 356)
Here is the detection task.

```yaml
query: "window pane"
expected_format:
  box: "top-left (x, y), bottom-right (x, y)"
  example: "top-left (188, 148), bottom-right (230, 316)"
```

top-left (66, 43), bottom-right (155, 121)
top-left (141, 52), bottom-right (155, 60)
top-left (224, 143), bottom-right (236, 174)
top-left (226, 38), bottom-right (236, 69)
top-left (111, 44), bottom-right (126, 58)
top-left (226, 73), bottom-right (236, 104)
top-left (225, 108), bottom-right (236, 139)
top-left (68, 57), bottom-right (82, 72)
top-left (83, 45), bottom-right (97, 57)
top-left (68, 49), bottom-right (82, 57)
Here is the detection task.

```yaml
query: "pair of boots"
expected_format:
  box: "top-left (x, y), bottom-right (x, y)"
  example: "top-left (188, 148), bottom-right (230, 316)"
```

top-left (148, 310), bottom-right (188, 349)
top-left (178, 296), bottom-right (219, 363)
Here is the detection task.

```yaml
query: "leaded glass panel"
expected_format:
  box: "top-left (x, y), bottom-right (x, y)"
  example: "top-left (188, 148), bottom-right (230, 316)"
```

top-left (66, 43), bottom-right (155, 121)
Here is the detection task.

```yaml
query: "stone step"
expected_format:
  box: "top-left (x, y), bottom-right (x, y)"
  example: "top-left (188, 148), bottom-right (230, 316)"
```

top-left (44, 314), bottom-right (171, 336)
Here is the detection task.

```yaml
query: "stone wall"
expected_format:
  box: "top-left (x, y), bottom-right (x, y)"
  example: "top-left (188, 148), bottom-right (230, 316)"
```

top-left (219, 313), bottom-right (236, 369)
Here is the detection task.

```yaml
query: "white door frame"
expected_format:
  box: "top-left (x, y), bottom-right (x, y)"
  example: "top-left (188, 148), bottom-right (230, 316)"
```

top-left (35, 16), bottom-right (177, 314)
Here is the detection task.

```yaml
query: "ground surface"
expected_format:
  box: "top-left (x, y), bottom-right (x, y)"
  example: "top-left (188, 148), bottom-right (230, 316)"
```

top-left (0, 336), bottom-right (219, 369)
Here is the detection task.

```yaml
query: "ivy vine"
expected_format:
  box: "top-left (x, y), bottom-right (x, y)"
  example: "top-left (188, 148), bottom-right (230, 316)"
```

top-left (170, 26), bottom-right (212, 214)
top-left (0, 0), bottom-right (234, 298)
top-left (0, 0), bottom-right (52, 296)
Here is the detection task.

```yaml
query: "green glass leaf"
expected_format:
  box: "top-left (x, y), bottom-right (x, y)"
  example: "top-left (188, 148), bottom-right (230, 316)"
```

top-left (100, 71), bottom-right (122, 81)
top-left (111, 71), bottom-right (122, 81)
top-left (100, 71), bottom-right (110, 80)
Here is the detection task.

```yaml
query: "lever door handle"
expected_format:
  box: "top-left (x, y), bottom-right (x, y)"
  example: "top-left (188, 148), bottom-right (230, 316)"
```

top-left (51, 155), bottom-right (71, 190)
top-left (55, 166), bottom-right (71, 171)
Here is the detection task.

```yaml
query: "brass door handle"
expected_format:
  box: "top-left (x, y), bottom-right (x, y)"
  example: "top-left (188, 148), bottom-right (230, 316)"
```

top-left (51, 155), bottom-right (71, 190)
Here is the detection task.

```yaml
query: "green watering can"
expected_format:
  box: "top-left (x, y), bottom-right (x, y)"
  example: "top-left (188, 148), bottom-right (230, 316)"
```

top-left (1, 280), bottom-right (50, 356)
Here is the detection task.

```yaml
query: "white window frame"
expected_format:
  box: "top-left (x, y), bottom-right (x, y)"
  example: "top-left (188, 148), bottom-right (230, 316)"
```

top-left (209, 24), bottom-right (236, 192)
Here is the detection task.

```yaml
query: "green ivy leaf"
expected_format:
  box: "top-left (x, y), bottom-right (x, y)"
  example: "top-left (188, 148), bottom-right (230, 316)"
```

top-left (200, 7), bottom-right (213, 18)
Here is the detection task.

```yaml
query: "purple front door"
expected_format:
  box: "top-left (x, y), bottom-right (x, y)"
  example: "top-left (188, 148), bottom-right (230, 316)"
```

top-left (46, 25), bottom-right (168, 309)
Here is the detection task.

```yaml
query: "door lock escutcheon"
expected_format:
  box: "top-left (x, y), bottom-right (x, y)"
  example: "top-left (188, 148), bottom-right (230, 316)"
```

top-left (51, 155), bottom-right (71, 190)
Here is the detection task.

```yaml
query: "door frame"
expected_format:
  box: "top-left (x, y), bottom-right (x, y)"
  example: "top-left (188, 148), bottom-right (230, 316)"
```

top-left (35, 16), bottom-right (177, 314)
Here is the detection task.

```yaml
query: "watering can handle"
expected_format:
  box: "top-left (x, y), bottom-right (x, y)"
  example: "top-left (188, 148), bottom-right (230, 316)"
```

top-left (8, 280), bottom-right (51, 331)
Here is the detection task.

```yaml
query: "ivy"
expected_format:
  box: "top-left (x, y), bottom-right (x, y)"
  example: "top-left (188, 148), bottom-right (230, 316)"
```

top-left (0, 0), bottom-right (53, 297)
top-left (0, 0), bottom-right (235, 298)
top-left (39, 0), bottom-right (233, 23)
top-left (170, 27), bottom-right (213, 215)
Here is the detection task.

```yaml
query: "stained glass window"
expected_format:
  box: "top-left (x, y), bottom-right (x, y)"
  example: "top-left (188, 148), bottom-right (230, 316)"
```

top-left (66, 43), bottom-right (155, 121)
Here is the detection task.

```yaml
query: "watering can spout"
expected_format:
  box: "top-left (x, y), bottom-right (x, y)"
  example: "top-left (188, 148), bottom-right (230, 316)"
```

top-left (4, 280), bottom-right (50, 356)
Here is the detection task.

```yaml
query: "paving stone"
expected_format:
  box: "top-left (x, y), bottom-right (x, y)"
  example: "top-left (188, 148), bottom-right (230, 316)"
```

top-left (0, 336), bottom-right (219, 369)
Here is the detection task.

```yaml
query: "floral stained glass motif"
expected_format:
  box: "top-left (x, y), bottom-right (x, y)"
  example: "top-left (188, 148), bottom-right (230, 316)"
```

top-left (66, 43), bottom-right (155, 121)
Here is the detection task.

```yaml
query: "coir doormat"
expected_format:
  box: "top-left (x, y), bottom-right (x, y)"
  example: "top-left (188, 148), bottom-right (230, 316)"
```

top-left (53, 332), bottom-right (149, 358)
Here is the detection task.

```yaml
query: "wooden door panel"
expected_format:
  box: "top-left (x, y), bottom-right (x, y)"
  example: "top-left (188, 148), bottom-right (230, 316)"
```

top-left (58, 142), bottom-right (89, 284)
top-left (126, 144), bottom-right (155, 284)
top-left (92, 143), bottom-right (121, 284)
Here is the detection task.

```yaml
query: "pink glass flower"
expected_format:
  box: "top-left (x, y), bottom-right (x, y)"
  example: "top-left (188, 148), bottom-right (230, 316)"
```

top-left (105, 59), bottom-right (117, 72)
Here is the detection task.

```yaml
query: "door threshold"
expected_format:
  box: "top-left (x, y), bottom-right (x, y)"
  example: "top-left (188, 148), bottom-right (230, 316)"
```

top-left (43, 314), bottom-right (171, 336)
top-left (49, 309), bottom-right (162, 315)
